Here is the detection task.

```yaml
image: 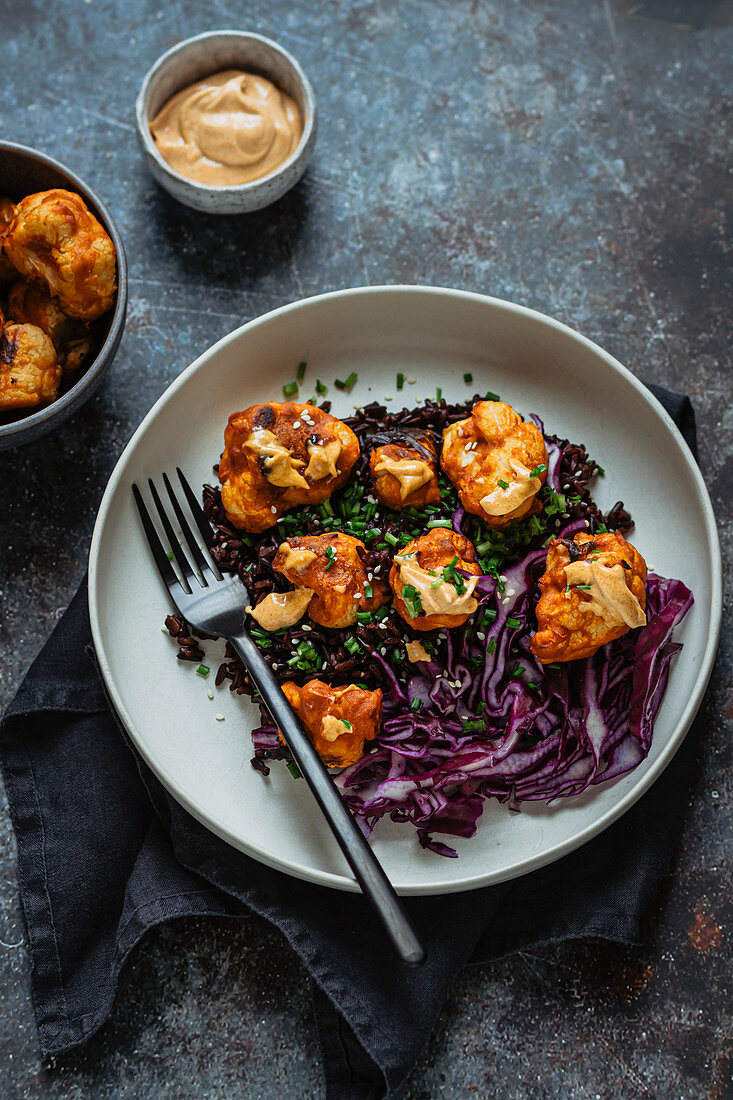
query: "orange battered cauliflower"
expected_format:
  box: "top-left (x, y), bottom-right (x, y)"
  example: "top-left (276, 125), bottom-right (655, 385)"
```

top-left (280, 679), bottom-right (383, 768)
top-left (4, 189), bottom-right (117, 320)
top-left (531, 531), bottom-right (648, 664)
top-left (369, 428), bottom-right (441, 510)
top-left (273, 532), bottom-right (389, 628)
top-left (389, 527), bottom-right (482, 632)
top-left (219, 401), bottom-right (359, 532)
top-left (441, 400), bottom-right (547, 528)
top-left (0, 322), bottom-right (62, 410)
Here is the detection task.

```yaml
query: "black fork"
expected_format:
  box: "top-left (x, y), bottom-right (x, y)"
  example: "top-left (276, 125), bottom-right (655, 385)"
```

top-left (132, 468), bottom-right (426, 966)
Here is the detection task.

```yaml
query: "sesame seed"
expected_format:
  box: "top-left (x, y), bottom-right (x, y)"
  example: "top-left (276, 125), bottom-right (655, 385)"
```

top-left (207, 688), bottom-right (214, 699)
top-left (476, 631), bottom-right (486, 641)
top-left (367, 572), bottom-right (373, 580)
top-left (380, 647), bottom-right (387, 655)
top-left (367, 495), bottom-right (377, 504)
top-left (407, 377), bottom-right (417, 384)
top-left (502, 596), bottom-right (511, 605)
top-left (215, 714), bottom-right (225, 721)
top-left (506, 587), bottom-right (515, 596)
top-left (160, 625), bottom-right (168, 634)
top-left (271, 505), bottom-right (277, 514)
top-left (500, 575), bottom-right (508, 583)
top-left (302, 624), bottom-right (312, 632)
top-left (354, 592), bottom-right (362, 599)
top-left (293, 420), bottom-right (301, 429)
top-left (272, 664), bottom-right (278, 670)
top-left (384, 395), bottom-right (393, 401)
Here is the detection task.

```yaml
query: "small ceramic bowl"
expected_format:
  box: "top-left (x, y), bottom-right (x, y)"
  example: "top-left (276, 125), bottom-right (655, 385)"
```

top-left (0, 141), bottom-right (127, 451)
top-left (135, 30), bottom-right (318, 214)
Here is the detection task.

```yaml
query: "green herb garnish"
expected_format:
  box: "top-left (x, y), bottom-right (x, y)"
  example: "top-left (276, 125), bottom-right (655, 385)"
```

top-left (334, 372), bottom-right (358, 392)
top-left (463, 372), bottom-right (473, 384)
top-left (296, 361), bottom-right (307, 381)
top-left (315, 379), bottom-right (327, 395)
top-left (324, 545), bottom-right (336, 570)
top-left (396, 372), bottom-right (405, 390)
top-left (529, 463), bottom-right (547, 479)
top-left (506, 617), bottom-right (521, 629)
top-left (484, 390), bottom-right (500, 401)
top-left (497, 478), bottom-right (509, 491)
top-left (282, 381), bottom-right (298, 398)
top-left (196, 664), bottom-right (210, 677)
top-left (287, 762), bottom-right (302, 779)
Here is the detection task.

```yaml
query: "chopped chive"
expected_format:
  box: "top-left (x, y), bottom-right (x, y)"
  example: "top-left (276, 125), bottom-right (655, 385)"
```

top-left (316, 379), bottom-right (327, 395)
top-left (487, 637), bottom-right (497, 655)
top-left (396, 372), bottom-right (405, 390)
top-left (196, 663), bottom-right (210, 677)
top-left (409, 698), bottom-right (423, 712)
top-left (345, 637), bottom-right (362, 656)
top-left (529, 463), bottom-right (547, 479)
top-left (361, 584), bottom-right (373, 602)
top-left (431, 577), bottom-right (443, 589)
top-left (287, 762), bottom-right (302, 779)
top-left (526, 682), bottom-right (538, 690)
top-left (461, 719), bottom-right (485, 733)
top-left (296, 361), bottom-right (307, 381)
top-left (356, 611), bottom-right (373, 623)
top-left (324, 545), bottom-right (336, 570)
top-left (484, 391), bottom-right (500, 401)
top-left (436, 386), bottom-right (442, 401)
top-left (547, 663), bottom-right (561, 670)
top-left (166, 551), bottom-right (174, 561)
top-left (334, 372), bottom-right (358, 391)
top-left (342, 719), bottom-right (353, 730)
top-left (282, 381), bottom-right (298, 398)
top-left (497, 478), bottom-right (509, 491)
top-left (426, 519), bottom-right (454, 530)
top-left (506, 617), bottom-right (521, 629)
top-left (463, 372), bottom-right (473, 384)
top-left (483, 608), bottom-right (498, 622)
top-left (384, 532), bottom-right (399, 547)
top-left (575, 583), bottom-right (592, 590)
top-left (596, 466), bottom-right (605, 476)
top-left (597, 523), bottom-right (608, 534)
top-left (319, 500), bottom-right (334, 519)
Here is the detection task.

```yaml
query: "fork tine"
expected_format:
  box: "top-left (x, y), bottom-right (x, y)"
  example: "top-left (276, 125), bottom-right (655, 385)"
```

top-left (176, 467), bottom-right (217, 550)
top-left (147, 478), bottom-right (199, 591)
top-left (132, 483), bottom-right (182, 596)
top-left (163, 472), bottom-right (218, 582)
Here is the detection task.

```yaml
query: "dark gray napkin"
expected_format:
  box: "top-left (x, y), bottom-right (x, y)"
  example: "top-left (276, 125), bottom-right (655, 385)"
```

top-left (0, 387), bottom-right (701, 1099)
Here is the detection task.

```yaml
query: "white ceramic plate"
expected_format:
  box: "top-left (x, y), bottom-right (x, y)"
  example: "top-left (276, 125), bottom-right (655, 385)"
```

top-left (89, 287), bottom-right (721, 894)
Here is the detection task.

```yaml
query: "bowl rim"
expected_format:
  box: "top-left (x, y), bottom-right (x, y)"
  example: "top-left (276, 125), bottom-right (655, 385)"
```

top-left (135, 29), bottom-right (317, 196)
top-left (0, 139), bottom-right (128, 444)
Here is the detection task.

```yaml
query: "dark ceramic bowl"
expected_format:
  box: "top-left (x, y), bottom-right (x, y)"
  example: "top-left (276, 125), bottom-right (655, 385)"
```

top-left (0, 141), bottom-right (127, 450)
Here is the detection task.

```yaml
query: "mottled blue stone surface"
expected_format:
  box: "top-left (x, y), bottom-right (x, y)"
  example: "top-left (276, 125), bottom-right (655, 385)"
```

top-left (0, 1), bottom-right (730, 1096)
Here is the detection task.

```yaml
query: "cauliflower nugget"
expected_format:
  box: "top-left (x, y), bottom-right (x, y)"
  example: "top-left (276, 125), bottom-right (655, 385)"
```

top-left (390, 528), bottom-right (482, 632)
top-left (219, 401), bottom-right (359, 532)
top-left (273, 532), bottom-right (390, 629)
top-left (369, 427), bottom-right (441, 510)
top-left (4, 189), bottom-right (117, 320)
top-left (531, 531), bottom-right (647, 664)
top-left (7, 280), bottom-right (92, 372)
top-left (0, 197), bottom-right (17, 284)
top-left (441, 400), bottom-right (548, 528)
top-left (280, 679), bottom-right (383, 768)
top-left (0, 322), bottom-right (62, 410)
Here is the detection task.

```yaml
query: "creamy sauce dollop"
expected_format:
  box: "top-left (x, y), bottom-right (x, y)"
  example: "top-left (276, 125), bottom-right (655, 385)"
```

top-left (480, 458), bottom-right (542, 517)
top-left (398, 559), bottom-right (479, 618)
top-left (564, 558), bottom-right (646, 629)
top-left (405, 639), bottom-right (432, 663)
top-left (249, 588), bottom-right (314, 631)
top-left (245, 428), bottom-right (308, 489)
top-left (321, 714), bottom-right (352, 742)
top-left (305, 440), bottom-right (341, 480)
top-left (373, 455), bottom-right (433, 500)
top-left (279, 543), bottom-right (318, 573)
top-left (150, 69), bottom-right (303, 186)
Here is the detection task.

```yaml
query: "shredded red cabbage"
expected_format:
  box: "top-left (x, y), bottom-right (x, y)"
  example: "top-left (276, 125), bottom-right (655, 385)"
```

top-left (329, 558), bottom-right (692, 857)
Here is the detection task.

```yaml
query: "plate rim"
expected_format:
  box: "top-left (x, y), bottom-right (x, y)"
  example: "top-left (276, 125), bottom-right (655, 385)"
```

top-left (88, 284), bottom-right (723, 894)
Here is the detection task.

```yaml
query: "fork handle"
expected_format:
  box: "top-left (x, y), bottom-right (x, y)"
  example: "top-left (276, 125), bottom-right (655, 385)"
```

top-left (229, 631), bottom-right (426, 967)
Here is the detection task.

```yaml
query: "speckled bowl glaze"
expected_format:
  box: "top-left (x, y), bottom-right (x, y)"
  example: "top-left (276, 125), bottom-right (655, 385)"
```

top-left (135, 31), bottom-right (317, 214)
top-left (0, 141), bottom-right (127, 451)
